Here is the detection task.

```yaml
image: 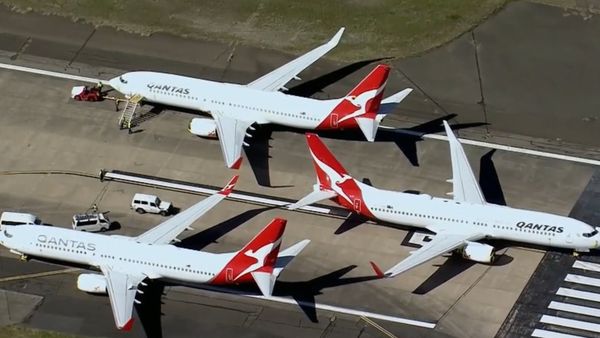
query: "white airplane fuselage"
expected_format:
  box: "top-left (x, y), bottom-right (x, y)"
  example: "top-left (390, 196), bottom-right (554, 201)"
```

top-left (109, 72), bottom-right (344, 130)
top-left (0, 225), bottom-right (233, 284)
top-left (332, 179), bottom-right (599, 251)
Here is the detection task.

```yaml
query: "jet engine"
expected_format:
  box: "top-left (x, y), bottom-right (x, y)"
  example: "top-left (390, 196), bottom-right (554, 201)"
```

top-left (458, 241), bottom-right (495, 263)
top-left (188, 118), bottom-right (218, 139)
top-left (77, 273), bottom-right (107, 294)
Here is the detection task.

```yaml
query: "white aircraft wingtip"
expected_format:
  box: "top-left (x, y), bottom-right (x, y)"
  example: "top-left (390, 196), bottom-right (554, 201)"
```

top-left (330, 27), bottom-right (345, 45)
top-left (442, 120), bottom-right (452, 135)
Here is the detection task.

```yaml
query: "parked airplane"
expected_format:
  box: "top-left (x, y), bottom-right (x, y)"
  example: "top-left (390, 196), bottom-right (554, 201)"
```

top-left (0, 176), bottom-right (310, 330)
top-left (289, 123), bottom-right (600, 278)
top-left (107, 28), bottom-right (412, 168)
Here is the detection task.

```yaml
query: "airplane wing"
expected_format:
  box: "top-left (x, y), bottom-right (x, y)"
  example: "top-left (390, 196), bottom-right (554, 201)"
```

top-left (384, 231), bottom-right (484, 278)
top-left (100, 265), bottom-right (146, 331)
top-left (246, 28), bottom-right (345, 92)
top-left (135, 176), bottom-right (238, 245)
top-left (212, 112), bottom-right (255, 169)
top-left (443, 121), bottom-right (486, 205)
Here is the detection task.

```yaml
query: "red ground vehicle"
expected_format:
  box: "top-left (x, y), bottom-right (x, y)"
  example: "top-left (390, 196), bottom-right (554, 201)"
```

top-left (71, 85), bottom-right (104, 101)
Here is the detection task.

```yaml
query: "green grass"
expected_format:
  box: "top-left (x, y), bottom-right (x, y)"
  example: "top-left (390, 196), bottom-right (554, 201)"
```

top-left (1, 0), bottom-right (507, 60)
top-left (0, 325), bottom-right (82, 338)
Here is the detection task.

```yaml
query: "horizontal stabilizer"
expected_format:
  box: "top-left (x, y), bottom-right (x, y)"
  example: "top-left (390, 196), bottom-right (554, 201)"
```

top-left (274, 239), bottom-right (311, 278)
top-left (288, 188), bottom-right (337, 210)
top-left (251, 271), bottom-right (276, 297)
top-left (356, 117), bottom-right (380, 142)
top-left (377, 88), bottom-right (413, 116)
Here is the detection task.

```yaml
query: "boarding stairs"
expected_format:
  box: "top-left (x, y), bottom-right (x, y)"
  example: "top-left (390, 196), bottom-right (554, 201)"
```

top-left (118, 94), bottom-right (143, 129)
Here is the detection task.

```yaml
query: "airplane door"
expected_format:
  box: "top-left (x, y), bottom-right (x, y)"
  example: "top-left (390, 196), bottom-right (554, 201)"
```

top-left (330, 114), bottom-right (339, 128)
top-left (353, 199), bottom-right (361, 213)
top-left (226, 268), bottom-right (233, 282)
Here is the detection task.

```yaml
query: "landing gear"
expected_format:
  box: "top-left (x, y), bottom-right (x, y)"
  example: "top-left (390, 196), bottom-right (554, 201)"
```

top-left (19, 254), bottom-right (28, 261)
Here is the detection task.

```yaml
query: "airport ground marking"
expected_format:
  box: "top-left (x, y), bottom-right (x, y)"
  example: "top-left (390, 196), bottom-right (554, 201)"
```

top-left (540, 315), bottom-right (600, 334)
top-left (0, 61), bottom-right (598, 167)
top-left (532, 328), bottom-right (585, 338)
top-left (548, 301), bottom-right (600, 318)
top-left (360, 315), bottom-right (397, 338)
top-left (171, 285), bottom-right (436, 329)
top-left (573, 260), bottom-right (600, 273)
top-left (556, 287), bottom-right (600, 303)
top-left (0, 62), bottom-right (98, 83)
top-left (422, 133), bottom-right (600, 166)
top-left (0, 268), bottom-right (80, 283)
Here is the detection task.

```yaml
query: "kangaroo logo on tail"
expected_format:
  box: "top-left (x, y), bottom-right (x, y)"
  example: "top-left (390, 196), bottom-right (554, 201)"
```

top-left (304, 134), bottom-right (374, 217)
top-left (317, 64), bottom-right (390, 132)
top-left (211, 218), bottom-right (286, 285)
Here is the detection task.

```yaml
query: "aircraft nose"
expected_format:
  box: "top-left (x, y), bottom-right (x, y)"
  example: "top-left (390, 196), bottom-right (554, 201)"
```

top-left (108, 77), bottom-right (121, 92)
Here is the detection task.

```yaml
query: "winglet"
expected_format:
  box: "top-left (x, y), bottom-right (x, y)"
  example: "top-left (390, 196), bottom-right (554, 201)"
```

top-left (120, 318), bottom-right (134, 331)
top-left (442, 120), bottom-right (486, 205)
top-left (219, 175), bottom-right (239, 196)
top-left (328, 27), bottom-right (345, 47)
top-left (251, 271), bottom-right (277, 297)
top-left (370, 261), bottom-right (385, 279)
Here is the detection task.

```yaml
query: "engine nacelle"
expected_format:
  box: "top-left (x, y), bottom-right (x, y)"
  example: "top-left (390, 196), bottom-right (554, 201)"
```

top-left (77, 273), bottom-right (107, 294)
top-left (189, 118), bottom-right (217, 139)
top-left (458, 241), bottom-right (495, 263)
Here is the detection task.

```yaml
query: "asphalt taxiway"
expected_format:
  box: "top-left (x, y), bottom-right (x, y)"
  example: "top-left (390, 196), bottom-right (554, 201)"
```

top-left (0, 1), bottom-right (599, 337)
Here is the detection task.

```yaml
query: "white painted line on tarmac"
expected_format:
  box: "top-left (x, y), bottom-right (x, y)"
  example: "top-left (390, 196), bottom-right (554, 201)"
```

top-left (540, 315), bottom-right (600, 333)
top-left (1, 61), bottom-right (599, 167)
top-left (0, 267), bottom-right (80, 282)
top-left (565, 274), bottom-right (600, 288)
top-left (557, 288), bottom-right (600, 303)
top-left (0, 62), bottom-right (99, 83)
top-left (573, 260), bottom-right (600, 273)
top-left (532, 328), bottom-right (585, 338)
top-left (172, 284), bottom-right (436, 329)
top-left (104, 172), bottom-right (332, 214)
top-left (422, 133), bottom-right (600, 166)
top-left (549, 301), bottom-right (600, 318)
top-left (248, 293), bottom-right (436, 329)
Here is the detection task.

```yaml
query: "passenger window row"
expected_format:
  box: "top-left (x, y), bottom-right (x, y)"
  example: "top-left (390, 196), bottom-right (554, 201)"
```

top-left (367, 209), bottom-right (557, 237)
top-left (36, 243), bottom-right (216, 275)
top-left (209, 100), bottom-right (318, 121)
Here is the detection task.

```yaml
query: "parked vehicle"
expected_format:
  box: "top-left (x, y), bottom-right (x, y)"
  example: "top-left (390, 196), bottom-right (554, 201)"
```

top-left (72, 213), bottom-right (110, 232)
top-left (0, 212), bottom-right (42, 228)
top-left (131, 194), bottom-right (172, 216)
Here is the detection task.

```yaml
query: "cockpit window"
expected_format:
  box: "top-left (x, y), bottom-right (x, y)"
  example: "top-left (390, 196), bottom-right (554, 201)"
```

top-left (583, 230), bottom-right (598, 238)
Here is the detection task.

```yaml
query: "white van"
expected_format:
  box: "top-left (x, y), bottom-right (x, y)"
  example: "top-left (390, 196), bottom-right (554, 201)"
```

top-left (72, 213), bottom-right (110, 232)
top-left (131, 193), bottom-right (172, 216)
top-left (0, 212), bottom-right (42, 228)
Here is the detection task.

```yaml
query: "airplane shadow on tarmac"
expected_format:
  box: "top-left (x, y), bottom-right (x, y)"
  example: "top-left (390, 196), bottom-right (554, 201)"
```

top-left (273, 265), bottom-right (381, 323)
top-left (246, 115), bottom-right (487, 187)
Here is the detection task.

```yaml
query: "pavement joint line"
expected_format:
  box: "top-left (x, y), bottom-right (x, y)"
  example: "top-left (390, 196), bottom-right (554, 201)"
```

top-left (0, 61), bottom-right (598, 167)
top-left (0, 267), bottom-right (81, 283)
top-left (471, 30), bottom-right (490, 134)
top-left (68, 28), bottom-right (96, 67)
top-left (359, 315), bottom-right (397, 338)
